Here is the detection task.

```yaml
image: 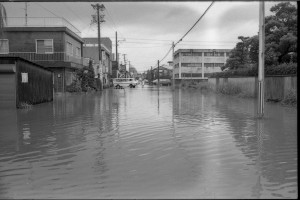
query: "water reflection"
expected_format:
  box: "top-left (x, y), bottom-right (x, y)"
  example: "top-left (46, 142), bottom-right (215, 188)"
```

top-left (0, 86), bottom-right (297, 198)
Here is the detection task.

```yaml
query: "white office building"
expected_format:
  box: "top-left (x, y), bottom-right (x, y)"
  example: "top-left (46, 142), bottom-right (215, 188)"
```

top-left (173, 49), bottom-right (231, 79)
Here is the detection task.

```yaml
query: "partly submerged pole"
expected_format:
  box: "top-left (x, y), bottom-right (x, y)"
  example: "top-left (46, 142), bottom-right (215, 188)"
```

top-left (258, 1), bottom-right (265, 118)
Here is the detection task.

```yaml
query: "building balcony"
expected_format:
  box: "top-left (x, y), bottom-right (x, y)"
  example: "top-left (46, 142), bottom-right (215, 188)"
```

top-left (0, 52), bottom-right (87, 68)
top-left (5, 17), bottom-right (81, 37)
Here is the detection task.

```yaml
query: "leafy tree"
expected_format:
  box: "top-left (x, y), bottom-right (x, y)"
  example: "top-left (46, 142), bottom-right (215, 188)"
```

top-left (225, 2), bottom-right (297, 69)
top-left (77, 60), bottom-right (96, 92)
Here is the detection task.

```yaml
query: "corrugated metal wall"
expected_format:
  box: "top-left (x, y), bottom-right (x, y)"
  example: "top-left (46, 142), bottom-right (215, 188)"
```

top-left (16, 59), bottom-right (53, 107)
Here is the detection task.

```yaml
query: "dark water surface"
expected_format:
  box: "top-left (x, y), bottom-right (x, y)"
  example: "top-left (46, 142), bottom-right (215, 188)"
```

top-left (0, 85), bottom-right (297, 198)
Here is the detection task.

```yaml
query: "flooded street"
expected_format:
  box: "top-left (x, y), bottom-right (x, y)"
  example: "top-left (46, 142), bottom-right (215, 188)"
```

top-left (0, 85), bottom-right (297, 199)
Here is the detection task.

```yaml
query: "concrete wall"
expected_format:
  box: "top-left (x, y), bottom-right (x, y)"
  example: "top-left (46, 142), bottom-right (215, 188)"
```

top-left (208, 76), bottom-right (297, 100)
top-left (3, 29), bottom-right (64, 52)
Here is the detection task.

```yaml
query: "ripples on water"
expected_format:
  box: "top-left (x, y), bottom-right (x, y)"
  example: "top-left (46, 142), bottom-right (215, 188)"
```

top-left (0, 85), bottom-right (297, 198)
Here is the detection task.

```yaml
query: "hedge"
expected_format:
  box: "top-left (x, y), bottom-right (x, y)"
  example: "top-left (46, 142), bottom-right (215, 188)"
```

top-left (208, 63), bottom-right (297, 78)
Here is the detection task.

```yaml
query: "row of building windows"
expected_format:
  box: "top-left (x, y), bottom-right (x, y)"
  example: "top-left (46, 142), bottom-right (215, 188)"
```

top-left (0, 39), bottom-right (81, 57)
top-left (174, 63), bottom-right (225, 68)
top-left (174, 52), bottom-right (230, 59)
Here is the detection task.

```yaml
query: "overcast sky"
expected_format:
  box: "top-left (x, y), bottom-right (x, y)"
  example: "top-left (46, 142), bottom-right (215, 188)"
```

top-left (3, 1), bottom-right (291, 72)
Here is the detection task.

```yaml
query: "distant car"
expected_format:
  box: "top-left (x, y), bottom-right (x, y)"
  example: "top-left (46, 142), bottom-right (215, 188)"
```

top-left (112, 78), bottom-right (138, 88)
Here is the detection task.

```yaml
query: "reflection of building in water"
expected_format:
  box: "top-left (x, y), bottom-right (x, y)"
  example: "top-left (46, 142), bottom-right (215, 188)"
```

top-left (173, 49), bottom-right (231, 78)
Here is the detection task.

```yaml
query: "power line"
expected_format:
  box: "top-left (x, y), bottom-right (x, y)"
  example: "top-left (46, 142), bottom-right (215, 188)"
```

top-left (104, 4), bottom-right (126, 39)
top-left (151, 1), bottom-right (215, 70)
top-left (34, 2), bottom-right (61, 18)
top-left (174, 1), bottom-right (215, 46)
top-left (62, 3), bottom-right (83, 23)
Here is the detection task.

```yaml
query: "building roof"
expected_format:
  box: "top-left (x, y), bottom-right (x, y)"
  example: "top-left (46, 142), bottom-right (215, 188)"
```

top-left (174, 48), bottom-right (232, 54)
top-left (82, 37), bottom-right (112, 53)
top-left (0, 56), bottom-right (53, 72)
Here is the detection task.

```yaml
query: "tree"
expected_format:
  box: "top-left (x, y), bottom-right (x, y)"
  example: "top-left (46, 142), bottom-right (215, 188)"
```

top-left (224, 36), bottom-right (251, 70)
top-left (77, 60), bottom-right (96, 92)
top-left (225, 2), bottom-right (297, 69)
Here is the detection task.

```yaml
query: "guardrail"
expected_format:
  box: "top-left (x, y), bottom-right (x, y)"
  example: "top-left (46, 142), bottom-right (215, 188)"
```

top-left (0, 52), bottom-right (83, 64)
top-left (6, 17), bottom-right (81, 37)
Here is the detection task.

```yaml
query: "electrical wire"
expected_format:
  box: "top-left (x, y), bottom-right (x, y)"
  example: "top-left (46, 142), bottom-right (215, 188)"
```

top-left (151, 1), bottom-right (215, 69)
top-left (34, 2), bottom-right (61, 18)
top-left (174, 1), bottom-right (215, 47)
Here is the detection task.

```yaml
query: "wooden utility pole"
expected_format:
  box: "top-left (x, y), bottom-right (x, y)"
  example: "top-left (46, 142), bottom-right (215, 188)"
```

top-left (25, 2), bottom-right (28, 26)
top-left (115, 31), bottom-right (118, 66)
top-left (157, 60), bottom-right (160, 87)
top-left (172, 42), bottom-right (175, 89)
top-left (258, 1), bottom-right (265, 118)
top-left (91, 3), bottom-right (105, 90)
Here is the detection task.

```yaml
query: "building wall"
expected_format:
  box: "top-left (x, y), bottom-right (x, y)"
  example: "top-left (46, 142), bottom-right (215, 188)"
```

top-left (0, 57), bottom-right (53, 108)
top-left (0, 73), bottom-right (16, 108)
top-left (16, 59), bottom-right (53, 107)
top-left (173, 49), bottom-right (231, 78)
top-left (65, 33), bottom-right (83, 63)
top-left (3, 30), bottom-right (64, 53)
top-left (208, 76), bottom-right (297, 100)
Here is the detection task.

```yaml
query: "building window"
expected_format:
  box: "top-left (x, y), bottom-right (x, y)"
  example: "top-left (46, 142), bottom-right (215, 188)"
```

top-left (67, 42), bottom-right (73, 56)
top-left (181, 63), bottom-right (202, 67)
top-left (214, 63), bottom-right (225, 67)
top-left (192, 52), bottom-right (202, 56)
top-left (36, 39), bottom-right (53, 54)
top-left (204, 63), bottom-right (214, 67)
top-left (182, 52), bottom-right (192, 56)
top-left (204, 52), bottom-right (214, 57)
top-left (214, 52), bottom-right (224, 57)
top-left (75, 47), bottom-right (81, 58)
top-left (0, 39), bottom-right (9, 54)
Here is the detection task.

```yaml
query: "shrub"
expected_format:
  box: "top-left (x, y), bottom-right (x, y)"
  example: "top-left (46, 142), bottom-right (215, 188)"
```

top-left (281, 89), bottom-right (297, 107)
top-left (209, 62), bottom-right (297, 78)
top-left (66, 79), bottom-right (82, 93)
top-left (216, 83), bottom-right (242, 95)
top-left (18, 102), bottom-right (33, 109)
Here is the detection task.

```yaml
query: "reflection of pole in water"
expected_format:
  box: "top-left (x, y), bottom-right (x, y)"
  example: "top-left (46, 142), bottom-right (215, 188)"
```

top-left (179, 88), bottom-right (181, 115)
top-left (252, 118), bottom-right (264, 198)
top-left (157, 88), bottom-right (160, 115)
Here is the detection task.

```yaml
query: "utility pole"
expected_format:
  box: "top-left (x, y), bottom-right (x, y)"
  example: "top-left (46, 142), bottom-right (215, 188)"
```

top-left (172, 42), bottom-right (175, 89)
top-left (258, 1), bottom-right (265, 118)
top-left (123, 54), bottom-right (127, 77)
top-left (128, 61), bottom-right (130, 78)
top-left (151, 66), bottom-right (153, 84)
top-left (115, 31), bottom-right (118, 66)
top-left (157, 60), bottom-right (160, 87)
top-left (25, 2), bottom-right (28, 26)
top-left (91, 3), bottom-right (105, 90)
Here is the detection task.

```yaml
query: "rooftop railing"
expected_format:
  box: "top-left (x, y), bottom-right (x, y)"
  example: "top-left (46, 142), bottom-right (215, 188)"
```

top-left (5, 17), bottom-right (81, 37)
top-left (0, 52), bottom-right (84, 65)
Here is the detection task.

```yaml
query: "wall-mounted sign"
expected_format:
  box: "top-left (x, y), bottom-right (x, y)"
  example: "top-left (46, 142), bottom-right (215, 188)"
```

top-left (21, 73), bottom-right (28, 83)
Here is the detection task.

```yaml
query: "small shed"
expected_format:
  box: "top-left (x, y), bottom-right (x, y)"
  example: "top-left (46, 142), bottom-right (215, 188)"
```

top-left (0, 57), bottom-right (53, 108)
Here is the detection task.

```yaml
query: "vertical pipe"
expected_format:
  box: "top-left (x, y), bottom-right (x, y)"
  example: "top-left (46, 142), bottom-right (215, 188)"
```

top-left (258, 1), bottom-right (265, 118)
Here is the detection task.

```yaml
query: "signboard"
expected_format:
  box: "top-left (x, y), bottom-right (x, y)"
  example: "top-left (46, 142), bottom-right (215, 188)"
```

top-left (21, 73), bottom-right (28, 83)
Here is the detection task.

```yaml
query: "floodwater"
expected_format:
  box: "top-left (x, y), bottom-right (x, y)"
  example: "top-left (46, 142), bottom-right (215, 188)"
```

top-left (0, 85), bottom-right (297, 198)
